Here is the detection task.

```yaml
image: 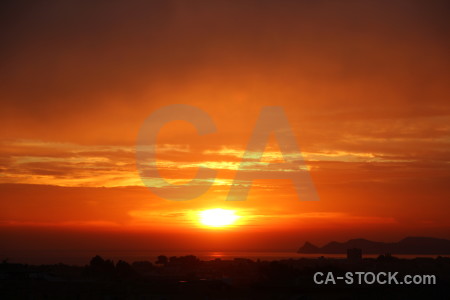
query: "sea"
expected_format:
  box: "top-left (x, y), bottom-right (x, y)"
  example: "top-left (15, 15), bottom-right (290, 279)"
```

top-left (1, 250), bottom-right (447, 266)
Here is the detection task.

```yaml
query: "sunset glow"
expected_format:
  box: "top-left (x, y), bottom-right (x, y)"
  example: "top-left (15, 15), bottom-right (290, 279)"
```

top-left (199, 209), bottom-right (239, 228)
top-left (0, 1), bottom-right (449, 258)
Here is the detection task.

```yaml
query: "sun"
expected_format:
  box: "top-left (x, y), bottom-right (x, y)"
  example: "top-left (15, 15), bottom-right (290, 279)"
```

top-left (199, 208), bottom-right (239, 227)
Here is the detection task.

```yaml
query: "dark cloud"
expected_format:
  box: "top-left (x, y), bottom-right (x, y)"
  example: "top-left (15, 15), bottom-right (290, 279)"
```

top-left (0, 1), bottom-right (449, 144)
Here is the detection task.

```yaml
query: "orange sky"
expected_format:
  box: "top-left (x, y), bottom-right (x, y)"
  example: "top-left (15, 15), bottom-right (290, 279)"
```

top-left (1, 0), bottom-right (449, 253)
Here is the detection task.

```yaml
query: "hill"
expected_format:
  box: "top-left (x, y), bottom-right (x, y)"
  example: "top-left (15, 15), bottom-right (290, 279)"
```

top-left (298, 237), bottom-right (450, 254)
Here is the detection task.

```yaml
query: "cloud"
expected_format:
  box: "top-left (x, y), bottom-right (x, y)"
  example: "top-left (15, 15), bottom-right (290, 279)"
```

top-left (0, 0), bottom-right (448, 146)
top-left (0, 1), bottom-right (449, 245)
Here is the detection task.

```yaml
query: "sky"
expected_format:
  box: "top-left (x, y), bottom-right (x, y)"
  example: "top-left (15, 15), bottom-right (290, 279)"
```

top-left (1, 0), bottom-right (449, 255)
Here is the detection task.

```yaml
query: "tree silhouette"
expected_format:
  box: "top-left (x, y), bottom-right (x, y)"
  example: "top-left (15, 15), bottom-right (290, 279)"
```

top-left (156, 255), bottom-right (168, 265)
top-left (86, 255), bottom-right (115, 278)
top-left (116, 260), bottom-right (137, 279)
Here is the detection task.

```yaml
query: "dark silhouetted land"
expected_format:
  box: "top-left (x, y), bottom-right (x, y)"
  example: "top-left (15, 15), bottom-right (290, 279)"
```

top-left (298, 237), bottom-right (450, 254)
top-left (1, 253), bottom-right (449, 299)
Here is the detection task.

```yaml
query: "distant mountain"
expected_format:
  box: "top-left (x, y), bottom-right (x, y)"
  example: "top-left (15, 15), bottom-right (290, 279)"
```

top-left (297, 237), bottom-right (450, 254)
top-left (298, 242), bottom-right (319, 253)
